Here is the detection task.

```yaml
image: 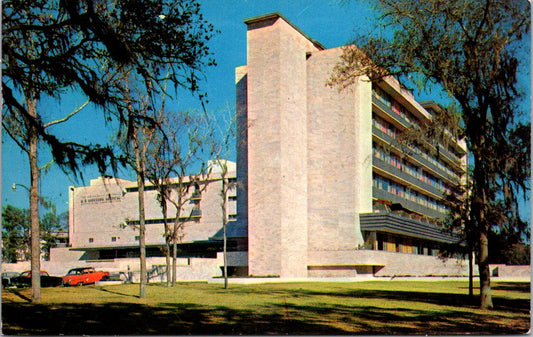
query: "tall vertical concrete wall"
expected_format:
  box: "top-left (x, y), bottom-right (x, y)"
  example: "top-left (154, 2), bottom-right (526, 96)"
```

top-left (244, 15), bottom-right (320, 277)
top-left (234, 66), bottom-right (249, 240)
top-left (306, 48), bottom-right (372, 252)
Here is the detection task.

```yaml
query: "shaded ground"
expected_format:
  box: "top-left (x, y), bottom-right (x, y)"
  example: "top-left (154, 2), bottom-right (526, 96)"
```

top-left (1, 282), bottom-right (529, 335)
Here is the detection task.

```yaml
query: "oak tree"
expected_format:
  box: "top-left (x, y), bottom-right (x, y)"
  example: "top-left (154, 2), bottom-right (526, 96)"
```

top-left (3, 0), bottom-right (215, 301)
top-left (330, 0), bottom-right (530, 309)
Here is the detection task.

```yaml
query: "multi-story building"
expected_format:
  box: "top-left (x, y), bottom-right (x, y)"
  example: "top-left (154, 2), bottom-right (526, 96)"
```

top-left (65, 161), bottom-right (237, 279)
top-left (60, 13), bottom-right (469, 280)
top-left (229, 13), bottom-right (468, 278)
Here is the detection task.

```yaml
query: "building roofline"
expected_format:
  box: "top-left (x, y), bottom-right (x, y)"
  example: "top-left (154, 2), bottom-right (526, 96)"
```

top-left (243, 12), bottom-right (326, 50)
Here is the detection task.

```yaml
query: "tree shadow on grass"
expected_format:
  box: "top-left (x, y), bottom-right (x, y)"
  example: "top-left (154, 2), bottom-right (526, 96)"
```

top-left (2, 285), bottom-right (529, 335)
top-left (491, 282), bottom-right (530, 293)
top-left (96, 286), bottom-right (139, 299)
top-left (277, 302), bottom-right (530, 335)
top-left (232, 286), bottom-right (529, 313)
top-left (6, 289), bottom-right (32, 302)
top-left (1, 301), bottom-right (349, 335)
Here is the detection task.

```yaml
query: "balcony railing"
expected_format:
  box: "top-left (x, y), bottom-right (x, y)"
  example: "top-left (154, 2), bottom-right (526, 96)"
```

top-left (372, 156), bottom-right (444, 198)
top-left (372, 187), bottom-right (445, 220)
top-left (372, 126), bottom-right (461, 185)
top-left (372, 97), bottom-right (412, 129)
top-left (373, 98), bottom-right (464, 170)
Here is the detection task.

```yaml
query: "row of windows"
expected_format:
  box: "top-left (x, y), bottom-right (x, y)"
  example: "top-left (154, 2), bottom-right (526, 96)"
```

top-left (373, 144), bottom-right (453, 195)
top-left (372, 86), bottom-right (419, 126)
top-left (375, 233), bottom-right (440, 256)
top-left (373, 85), bottom-right (464, 165)
top-left (88, 236), bottom-right (138, 243)
top-left (373, 115), bottom-right (459, 179)
top-left (373, 174), bottom-right (446, 213)
top-left (86, 213), bottom-right (238, 244)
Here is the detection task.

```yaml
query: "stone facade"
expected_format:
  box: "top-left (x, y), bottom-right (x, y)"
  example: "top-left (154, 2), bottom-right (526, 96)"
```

top-left (235, 13), bottom-right (469, 279)
top-left (41, 13), bottom-right (473, 281)
top-left (60, 161), bottom-right (237, 280)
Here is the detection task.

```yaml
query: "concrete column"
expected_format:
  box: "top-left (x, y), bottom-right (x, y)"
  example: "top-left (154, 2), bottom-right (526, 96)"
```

top-left (243, 14), bottom-right (319, 277)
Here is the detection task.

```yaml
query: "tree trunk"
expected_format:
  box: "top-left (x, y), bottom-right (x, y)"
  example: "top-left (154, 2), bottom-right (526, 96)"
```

top-left (161, 197), bottom-right (171, 287)
top-left (163, 214), bottom-right (171, 287)
top-left (172, 240), bottom-right (177, 286)
top-left (223, 221), bottom-right (228, 289)
top-left (171, 204), bottom-right (182, 287)
top-left (478, 230), bottom-right (493, 309)
top-left (27, 94), bottom-right (41, 303)
top-left (165, 240), bottom-right (171, 287)
top-left (134, 132), bottom-right (147, 298)
top-left (222, 180), bottom-right (228, 289)
top-left (468, 250), bottom-right (474, 299)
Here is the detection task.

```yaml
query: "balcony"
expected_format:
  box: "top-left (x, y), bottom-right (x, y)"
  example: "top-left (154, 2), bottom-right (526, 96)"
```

top-left (372, 126), bottom-right (460, 185)
top-left (372, 97), bottom-right (412, 129)
top-left (190, 191), bottom-right (202, 201)
top-left (372, 156), bottom-right (444, 199)
top-left (437, 144), bottom-right (464, 171)
top-left (373, 98), bottom-right (465, 171)
top-left (360, 212), bottom-right (460, 244)
top-left (372, 187), bottom-right (445, 220)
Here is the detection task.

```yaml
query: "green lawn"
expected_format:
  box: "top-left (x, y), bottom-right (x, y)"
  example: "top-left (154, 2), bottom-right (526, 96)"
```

top-left (2, 280), bottom-right (530, 335)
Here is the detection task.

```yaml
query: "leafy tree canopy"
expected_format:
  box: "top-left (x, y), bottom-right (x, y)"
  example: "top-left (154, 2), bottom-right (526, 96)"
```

top-left (2, 0), bottom-right (216, 178)
top-left (330, 0), bottom-right (530, 309)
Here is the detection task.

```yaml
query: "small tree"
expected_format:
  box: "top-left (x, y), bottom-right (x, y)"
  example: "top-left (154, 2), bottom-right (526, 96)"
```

top-left (162, 112), bottom-right (211, 286)
top-left (204, 106), bottom-right (237, 289)
top-left (145, 110), bottom-right (211, 286)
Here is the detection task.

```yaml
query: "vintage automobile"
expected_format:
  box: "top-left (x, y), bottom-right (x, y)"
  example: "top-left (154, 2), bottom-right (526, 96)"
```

top-left (11, 270), bottom-right (63, 288)
top-left (2, 272), bottom-right (20, 288)
top-left (62, 267), bottom-right (109, 286)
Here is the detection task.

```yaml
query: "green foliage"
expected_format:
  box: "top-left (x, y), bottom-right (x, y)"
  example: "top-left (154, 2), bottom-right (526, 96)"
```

top-left (488, 232), bottom-right (530, 265)
top-left (39, 211), bottom-right (63, 261)
top-left (330, 0), bottom-right (530, 309)
top-left (2, 205), bottom-right (65, 262)
top-left (2, 0), bottom-right (217, 177)
top-left (2, 205), bottom-right (31, 263)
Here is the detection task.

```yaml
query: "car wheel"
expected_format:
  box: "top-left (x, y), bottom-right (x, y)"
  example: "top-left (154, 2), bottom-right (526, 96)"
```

top-left (77, 281), bottom-right (83, 287)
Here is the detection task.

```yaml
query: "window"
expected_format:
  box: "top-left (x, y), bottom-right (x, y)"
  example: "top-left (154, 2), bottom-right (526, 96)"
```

top-left (89, 238), bottom-right (94, 243)
top-left (111, 237), bottom-right (117, 242)
top-left (372, 86), bottom-right (392, 107)
top-left (135, 236), bottom-right (140, 241)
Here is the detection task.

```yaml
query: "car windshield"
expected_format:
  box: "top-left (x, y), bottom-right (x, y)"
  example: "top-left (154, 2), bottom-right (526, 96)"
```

top-left (20, 271), bottom-right (30, 277)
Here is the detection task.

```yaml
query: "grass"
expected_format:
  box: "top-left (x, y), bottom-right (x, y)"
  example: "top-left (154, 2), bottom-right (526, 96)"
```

top-left (2, 280), bottom-right (530, 335)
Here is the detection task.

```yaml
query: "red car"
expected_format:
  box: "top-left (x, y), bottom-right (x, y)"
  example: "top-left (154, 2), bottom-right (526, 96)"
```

top-left (62, 267), bottom-right (109, 286)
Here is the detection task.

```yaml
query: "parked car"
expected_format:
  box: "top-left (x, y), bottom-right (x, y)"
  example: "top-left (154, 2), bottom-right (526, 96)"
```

top-left (11, 270), bottom-right (63, 288)
top-left (62, 267), bottom-right (109, 286)
top-left (2, 272), bottom-right (20, 288)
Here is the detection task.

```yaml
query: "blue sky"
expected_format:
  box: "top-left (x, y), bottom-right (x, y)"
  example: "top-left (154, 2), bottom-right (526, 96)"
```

top-left (2, 0), bottom-right (530, 223)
